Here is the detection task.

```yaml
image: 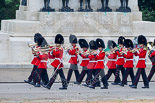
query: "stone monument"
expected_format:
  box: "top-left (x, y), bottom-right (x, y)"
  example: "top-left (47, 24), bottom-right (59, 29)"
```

top-left (0, 0), bottom-right (155, 68)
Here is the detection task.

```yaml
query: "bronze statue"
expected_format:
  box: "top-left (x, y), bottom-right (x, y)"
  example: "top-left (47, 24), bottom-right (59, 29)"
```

top-left (40, 0), bottom-right (55, 12)
top-left (21, 0), bottom-right (27, 6)
top-left (60, 0), bottom-right (74, 12)
top-left (116, 0), bottom-right (131, 12)
top-left (97, 0), bottom-right (112, 12)
top-left (78, 0), bottom-right (93, 12)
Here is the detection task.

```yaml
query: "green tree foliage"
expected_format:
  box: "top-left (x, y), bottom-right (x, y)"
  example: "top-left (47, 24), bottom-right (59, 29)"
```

top-left (138, 0), bottom-right (155, 22)
top-left (0, 0), bottom-right (155, 29)
top-left (0, 0), bottom-right (20, 28)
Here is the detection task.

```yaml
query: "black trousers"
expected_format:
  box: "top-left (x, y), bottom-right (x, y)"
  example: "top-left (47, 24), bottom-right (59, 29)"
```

top-left (122, 68), bottom-right (134, 85)
top-left (92, 69), bottom-right (108, 87)
top-left (28, 65), bottom-right (38, 82)
top-left (47, 68), bottom-right (67, 88)
top-left (78, 69), bottom-right (89, 83)
top-left (114, 65), bottom-right (125, 83)
top-left (86, 69), bottom-right (95, 85)
top-left (32, 69), bottom-right (40, 83)
top-left (86, 69), bottom-right (100, 86)
top-left (67, 64), bottom-right (80, 83)
top-left (36, 69), bottom-right (49, 85)
top-left (133, 68), bottom-right (149, 86)
top-left (106, 69), bottom-right (116, 81)
top-left (148, 65), bottom-right (155, 82)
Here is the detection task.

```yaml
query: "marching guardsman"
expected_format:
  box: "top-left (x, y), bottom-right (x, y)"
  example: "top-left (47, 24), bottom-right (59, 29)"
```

top-left (74, 39), bottom-right (90, 85)
top-left (34, 37), bottom-right (49, 87)
top-left (119, 39), bottom-right (134, 87)
top-left (44, 34), bottom-right (68, 90)
top-left (67, 34), bottom-right (80, 84)
top-left (89, 39), bottom-right (108, 89)
top-left (24, 33), bottom-right (42, 84)
top-left (105, 40), bottom-right (118, 82)
top-left (130, 35), bottom-right (149, 89)
top-left (85, 40), bottom-right (98, 87)
top-left (148, 39), bottom-right (155, 82)
top-left (112, 36), bottom-right (126, 85)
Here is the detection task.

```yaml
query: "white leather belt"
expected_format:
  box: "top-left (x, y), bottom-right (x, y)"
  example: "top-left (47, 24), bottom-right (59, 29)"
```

top-left (118, 57), bottom-right (124, 59)
top-left (34, 56), bottom-right (37, 57)
top-left (71, 55), bottom-right (76, 57)
top-left (41, 60), bottom-right (48, 62)
top-left (108, 59), bottom-right (116, 61)
top-left (126, 59), bottom-right (133, 61)
top-left (139, 58), bottom-right (145, 60)
top-left (82, 58), bottom-right (89, 60)
top-left (97, 59), bottom-right (104, 61)
top-left (89, 61), bottom-right (97, 62)
top-left (55, 58), bottom-right (63, 62)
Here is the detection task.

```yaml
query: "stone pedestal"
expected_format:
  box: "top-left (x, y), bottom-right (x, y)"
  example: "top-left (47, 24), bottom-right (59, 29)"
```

top-left (0, 32), bottom-right (10, 62)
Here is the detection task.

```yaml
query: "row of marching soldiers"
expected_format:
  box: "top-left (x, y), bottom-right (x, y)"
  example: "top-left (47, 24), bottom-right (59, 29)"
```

top-left (24, 33), bottom-right (155, 89)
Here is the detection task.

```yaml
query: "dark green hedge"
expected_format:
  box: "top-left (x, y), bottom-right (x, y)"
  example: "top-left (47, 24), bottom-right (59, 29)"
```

top-left (0, 0), bottom-right (155, 29)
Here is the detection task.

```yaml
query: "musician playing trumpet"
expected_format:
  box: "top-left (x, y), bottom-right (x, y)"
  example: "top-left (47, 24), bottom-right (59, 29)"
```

top-left (67, 34), bottom-right (80, 84)
top-left (105, 40), bottom-right (119, 84)
top-left (24, 33), bottom-right (43, 85)
top-left (112, 36), bottom-right (126, 85)
top-left (119, 39), bottom-right (134, 87)
top-left (33, 36), bottom-right (49, 87)
top-left (89, 39), bottom-right (108, 89)
top-left (74, 39), bottom-right (90, 85)
top-left (130, 35), bottom-right (149, 89)
top-left (85, 40), bottom-right (98, 87)
top-left (44, 34), bottom-right (68, 90)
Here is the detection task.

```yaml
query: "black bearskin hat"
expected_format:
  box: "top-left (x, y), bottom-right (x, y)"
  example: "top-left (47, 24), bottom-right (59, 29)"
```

top-left (69, 34), bottom-right (77, 44)
top-left (96, 38), bottom-right (105, 48)
top-left (108, 40), bottom-right (117, 49)
top-left (37, 37), bottom-right (48, 47)
top-left (138, 35), bottom-right (147, 46)
top-left (41, 37), bottom-right (48, 47)
top-left (55, 34), bottom-right (64, 44)
top-left (118, 36), bottom-right (125, 45)
top-left (89, 40), bottom-right (98, 50)
top-left (79, 39), bottom-right (89, 48)
top-left (34, 33), bottom-right (42, 43)
top-left (124, 39), bottom-right (134, 49)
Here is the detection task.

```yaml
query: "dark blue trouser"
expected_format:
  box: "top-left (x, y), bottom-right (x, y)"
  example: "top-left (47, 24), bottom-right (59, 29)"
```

top-left (133, 68), bottom-right (149, 86)
top-left (148, 65), bottom-right (155, 82)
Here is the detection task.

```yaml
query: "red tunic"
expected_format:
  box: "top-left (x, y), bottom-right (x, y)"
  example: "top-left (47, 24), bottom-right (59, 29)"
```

top-left (80, 50), bottom-right (89, 67)
top-left (123, 51), bottom-right (134, 68)
top-left (68, 46), bottom-right (79, 64)
top-left (48, 46), bottom-right (55, 59)
top-left (31, 46), bottom-right (39, 65)
top-left (31, 55), bottom-right (38, 65)
top-left (50, 47), bottom-right (64, 69)
top-left (94, 51), bottom-right (105, 69)
top-left (149, 51), bottom-right (155, 65)
top-left (115, 48), bottom-right (125, 65)
top-left (38, 54), bottom-right (49, 69)
top-left (134, 48), bottom-right (147, 68)
top-left (35, 51), bottom-right (41, 66)
top-left (106, 53), bottom-right (117, 69)
top-left (87, 53), bottom-right (97, 69)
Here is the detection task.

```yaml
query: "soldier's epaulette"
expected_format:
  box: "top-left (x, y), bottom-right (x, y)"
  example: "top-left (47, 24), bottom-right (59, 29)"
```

top-left (143, 48), bottom-right (147, 50)
top-left (101, 50), bottom-right (105, 53)
top-left (75, 46), bottom-right (78, 49)
top-left (59, 47), bottom-right (63, 50)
